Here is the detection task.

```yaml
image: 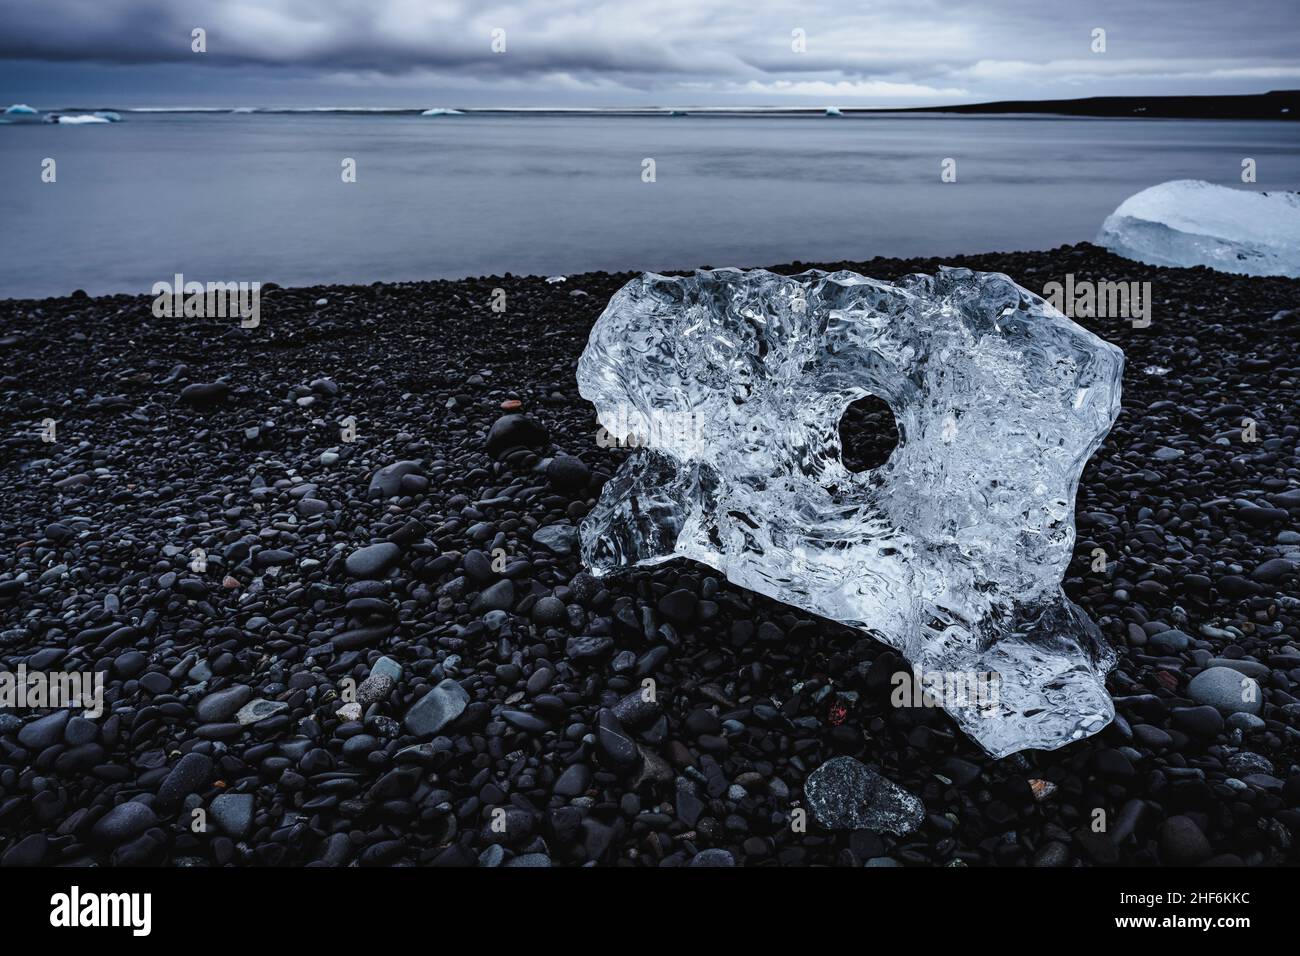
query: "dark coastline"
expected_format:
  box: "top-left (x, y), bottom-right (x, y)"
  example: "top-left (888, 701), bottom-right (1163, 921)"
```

top-left (1, 242), bottom-right (1298, 868)
top-left (869, 89), bottom-right (1300, 120)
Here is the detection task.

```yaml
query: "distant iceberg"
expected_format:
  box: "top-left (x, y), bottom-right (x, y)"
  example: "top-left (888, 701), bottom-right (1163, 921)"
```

top-left (420, 107), bottom-right (465, 116)
top-left (55, 114), bottom-right (111, 124)
top-left (1, 103), bottom-right (48, 123)
top-left (1098, 179), bottom-right (1300, 277)
top-left (2, 105), bottom-right (122, 125)
top-left (824, 106), bottom-right (843, 117)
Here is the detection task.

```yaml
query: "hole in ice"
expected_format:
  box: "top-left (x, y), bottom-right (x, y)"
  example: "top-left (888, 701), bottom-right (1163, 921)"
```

top-left (838, 393), bottom-right (899, 473)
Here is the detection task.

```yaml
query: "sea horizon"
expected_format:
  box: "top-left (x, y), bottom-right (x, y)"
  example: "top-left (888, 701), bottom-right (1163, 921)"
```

top-left (9, 87), bottom-right (1299, 118)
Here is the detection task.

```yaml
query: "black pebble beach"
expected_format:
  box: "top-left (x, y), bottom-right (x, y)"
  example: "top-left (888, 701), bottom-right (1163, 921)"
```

top-left (1, 241), bottom-right (1298, 868)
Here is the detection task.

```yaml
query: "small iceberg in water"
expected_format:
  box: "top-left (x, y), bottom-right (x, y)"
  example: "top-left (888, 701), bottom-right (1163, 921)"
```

top-left (824, 106), bottom-right (843, 117)
top-left (3, 104), bottom-right (122, 125)
top-left (2, 103), bottom-right (48, 123)
top-left (420, 107), bottom-right (465, 116)
top-left (1098, 179), bottom-right (1300, 277)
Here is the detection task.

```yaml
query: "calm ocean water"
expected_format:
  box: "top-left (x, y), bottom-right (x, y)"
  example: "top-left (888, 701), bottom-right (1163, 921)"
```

top-left (2, 111), bottom-right (1299, 299)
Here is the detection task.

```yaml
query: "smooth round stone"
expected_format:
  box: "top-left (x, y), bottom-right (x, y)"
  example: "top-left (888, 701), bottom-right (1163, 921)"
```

top-left (114, 650), bottom-right (147, 677)
top-left (1206, 657), bottom-right (1270, 679)
top-left (179, 382), bottom-right (229, 406)
top-left (253, 549), bottom-right (295, 569)
top-left (484, 414), bottom-right (548, 459)
top-left (1188, 666), bottom-right (1262, 715)
top-left (399, 473), bottom-right (428, 494)
top-left (368, 460), bottom-right (422, 498)
top-left (502, 710), bottom-right (551, 733)
top-left (1226, 712), bottom-right (1265, 732)
top-left (64, 716), bottom-right (99, 746)
top-left (345, 542), bottom-right (401, 579)
top-left (196, 685), bottom-right (253, 722)
top-left (139, 671), bottom-right (173, 695)
top-left (657, 589), bottom-right (697, 625)
top-left (1158, 816), bottom-right (1212, 864)
top-left (158, 752), bottom-right (215, 806)
top-left (475, 580), bottom-right (514, 612)
top-left (342, 735), bottom-right (380, 761)
top-left (18, 711), bottom-right (70, 749)
top-left (369, 656), bottom-right (402, 682)
top-left (209, 793), bottom-right (255, 839)
top-left (1133, 724), bottom-right (1173, 750)
top-left (1172, 705), bottom-right (1224, 737)
top-left (1148, 629), bottom-right (1192, 653)
top-left (91, 802), bottom-right (158, 846)
top-left (27, 648), bottom-right (64, 669)
top-left (525, 667), bottom-right (554, 695)
top-left (531, 596), bottom-right (567, 625)
top-left (463, 549), bottom-right (493, 582)
top-left (553, 763), bottom-right (592, 797)
top-left (1, 833), bottom-right (47, 866)
top-left (546, 455), bottom-right (590, 492)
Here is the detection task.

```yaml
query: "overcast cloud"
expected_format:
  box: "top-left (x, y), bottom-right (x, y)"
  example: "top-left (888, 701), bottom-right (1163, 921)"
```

top-left (2, 0), bottom-right (1298, 107)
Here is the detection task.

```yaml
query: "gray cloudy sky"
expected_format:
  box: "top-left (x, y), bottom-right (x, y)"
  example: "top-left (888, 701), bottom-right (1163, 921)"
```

top-left (2, 0), bottom-right (1298, 107)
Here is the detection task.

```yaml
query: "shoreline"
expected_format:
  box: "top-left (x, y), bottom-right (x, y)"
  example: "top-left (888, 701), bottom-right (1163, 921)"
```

top-left (6, 239), bottom-right (1299, 308)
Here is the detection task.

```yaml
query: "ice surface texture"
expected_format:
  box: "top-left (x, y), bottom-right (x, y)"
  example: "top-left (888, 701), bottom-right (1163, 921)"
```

top-left (577, 266), bottom-right (1125, 757)
top-left (1099, 179), bottom-right (1300, 277)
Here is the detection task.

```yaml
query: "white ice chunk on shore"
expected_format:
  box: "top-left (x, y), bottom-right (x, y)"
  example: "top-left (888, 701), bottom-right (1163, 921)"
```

top-left (578, 267), bottom-right (1124, 757)
top-left (1098, 179), bottom-right (1300, 277)
top-left (55, 114), bottom-right (111, 125)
